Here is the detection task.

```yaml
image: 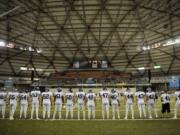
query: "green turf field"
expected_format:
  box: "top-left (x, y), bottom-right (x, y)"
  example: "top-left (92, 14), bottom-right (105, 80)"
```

top-left (0, 97), bottom-right (180, 135)
top-left (0, 120), bottom-right (180, 135)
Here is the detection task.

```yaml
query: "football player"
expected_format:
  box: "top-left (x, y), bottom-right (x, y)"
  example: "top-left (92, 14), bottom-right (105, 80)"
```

top-left (174, 89), bottom-right (180, 119)
top-left (0, 88), bottom-right (7, 119)
top-left (41, 88), bottom-right (53, 119)
top-left (124, 88), bottom-right (134, 119)
top-left (110, 89), bottom-right (120, 120)
top-left (53, 88), bottom-right (64, 119)
top-left (19, 89), bottom-right (29, 119)
top-left (135, 88), bottom-right (146, 118)
top-left (30, 87), bottom-right (41, 120)
top-left (99, 87), bottom-right (110, 119)
top-left (65, 88), bottom-right (75, 119)
top-left (76, 88), bottom-right (86, 120)
top-left (86, 89), bottom-right (96, 120)
top-left (161, 90), bottom-right (171, 118)
top-left (146, 87), bottom-right (158, 119)
top-left (8, 88), bottom-right (19, 120)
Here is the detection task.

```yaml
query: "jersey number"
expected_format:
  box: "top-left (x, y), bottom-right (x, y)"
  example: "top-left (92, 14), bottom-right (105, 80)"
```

top-left (43, 94), bottom-right (49, 99)
top-left (66, 95), bottom-right (72, 100)
top-left (10, 95), bottom-right (15, 100)
top-left (103, 93), bottom-right (108, 98)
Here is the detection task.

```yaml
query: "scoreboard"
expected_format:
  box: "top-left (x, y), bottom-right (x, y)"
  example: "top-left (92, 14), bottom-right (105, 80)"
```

top-left (73, 60), bottom-right (109, 69)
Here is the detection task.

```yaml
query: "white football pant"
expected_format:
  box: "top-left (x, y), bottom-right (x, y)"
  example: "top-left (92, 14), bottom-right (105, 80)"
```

top-left (102, 103), bottom-right (109, 119)
top-left (147, 103), bottom-right (158, 118)
top-left (66, 104), bottom-right (73, 119)
top-left (174, 102), bottom-right (180, 118)
top-left (0, 103), bottom-right (6, 119)
top-left (87, 104), bottom-right (95, 120)
top-left (112, 103), bottom-right (120, 119)
top-left (20, 103), bottom-right (28, 119)
top-left (77, 103), bottom-right (85, 120)
top-left (43, 103), bottom-right (51, 119)
top-left (53, 103), bottom-right (62, 119)
top-left (31, 102), bottom-right (39, 119)
top-left (125, 103), bottom-right (134, 119)
top-left (138, 103), bottom-right (146, 118)
top-left (9, 103), bottom-right (17, 120)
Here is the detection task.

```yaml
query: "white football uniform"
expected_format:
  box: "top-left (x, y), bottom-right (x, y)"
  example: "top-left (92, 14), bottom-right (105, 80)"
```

top-left (65, 92), bottom-right (74, 111)
top-left (8, 92), bottom-right (19, 120)
top-left (111, 92), bottom-right (120, 119)
top-left (124, 91), bottom-right (134, 119)
top-left (54, 92), bottom-right (64, 111)
top-left (86, 92), bottom-right (96, 119)
top-left (19, 93), bottom-right (29, 119)
top-left (174, 91), bottom-right (180, 106)
top-left (0, 92), bottom-right (7, 119)
top-left (174, 91), bottom-right (180, 118)
top-left (100, 90), bottom-right (110, 119)
top-left (30, 90), bottom-right (41, 119)
top-left (146, 92), bottom-right (158, 118)
top-left (76, 91), bottom-right (86, 120)
top-left (42, 92), bottom-right (52, 119)
top-left (53, 91), bottom-right (64, 119)
top-left (76, 92), bottom-right (86, 110)
top-left (65, 92), bottom-right (74, 119)
top-left (135, 91), bottom-right (146, 118)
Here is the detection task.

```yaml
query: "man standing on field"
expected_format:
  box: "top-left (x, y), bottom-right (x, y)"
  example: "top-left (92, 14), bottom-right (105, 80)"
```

top-left (124, 88), bottom-right (134, 119)
top-left (174, 89), bottom-right (180, 119)
top-left (100, 87), bottom-right (110, 119)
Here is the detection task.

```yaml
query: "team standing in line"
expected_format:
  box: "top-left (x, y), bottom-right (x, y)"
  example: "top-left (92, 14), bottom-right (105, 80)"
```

top-left (0, 87), bottom-right (180, 120)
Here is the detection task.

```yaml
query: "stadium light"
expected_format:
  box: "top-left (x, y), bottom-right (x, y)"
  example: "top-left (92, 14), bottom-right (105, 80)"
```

top-left (20, 67), bottom-right (27, 71)
top-left (0, 40), bottom-right (5, 47)
top-left (163, 38), bottom-right (180, 46)
top-left (154, 65), bottom-right (161, 69)
top-left (20, 67), bottom-right (43, 71)
top-left (138, 67), bottom-right (145, 70)
top-left (37, 48), bottom-right (42, 53)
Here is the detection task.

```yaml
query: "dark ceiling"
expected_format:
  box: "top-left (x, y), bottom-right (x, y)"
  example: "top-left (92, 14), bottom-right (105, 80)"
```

top-left (0, 0), bottom-right (180, 78)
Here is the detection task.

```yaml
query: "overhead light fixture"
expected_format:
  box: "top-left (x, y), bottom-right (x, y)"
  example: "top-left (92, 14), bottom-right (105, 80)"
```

top-left (20, 67), bottom-right (43, 71)
top-left (0, 40), bottom-right (5, 47)
top-left (154, 65), bottom-right (161, 69)
top-left (20, 67), bottom-right (27, 71)
top-left (36, 48), bottom-right (42, 53)
top-left (138, 37), bottom-right (180, 51)
top-left (138, 67), bottom-right (145, 70)
top-left (163, 38), bottom-right (180, 47)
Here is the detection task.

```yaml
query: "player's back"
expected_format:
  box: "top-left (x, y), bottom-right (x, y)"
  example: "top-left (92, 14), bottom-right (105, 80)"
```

top-left (8, 92), bottom-right (19, 103)
top-left (146, 92), bottom-right (155, 103)
top-left (42, 92), bottom-right (52, 104)
top-left (111, 92), bottom-right (119, 104)
top-left (124, 91), bottom-right (133, 103)
top-left (175, 91), bottom-right (180, 102)
top-left (31, 91), bottom-right (41, 102)
top-left (0, 92), bottom-right (7, 103)
top-left (86, 93), bottom-right (96, 103)
top-left (161, 93), bottom-right (170, 104)
top-left (54, 91), bottom-right (63, 103)
top-left (76, 91), bottom-right (85, 103)
top-left (20, 93), bottom-right (29, 104)
top-left (65, 92), bottom-right (74, 104)
top-left (135, 91), bottom-right (145, 103)
top-left (100, 90), bottom-right (110, 103)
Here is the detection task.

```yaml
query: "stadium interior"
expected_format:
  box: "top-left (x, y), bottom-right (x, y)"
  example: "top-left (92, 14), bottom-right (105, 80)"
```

top-left (0, 0), bottom-right (180, 135)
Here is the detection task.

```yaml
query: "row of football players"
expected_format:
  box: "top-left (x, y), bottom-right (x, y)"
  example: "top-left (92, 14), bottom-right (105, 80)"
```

top-left (0, 87), bottom-right (180, 120)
